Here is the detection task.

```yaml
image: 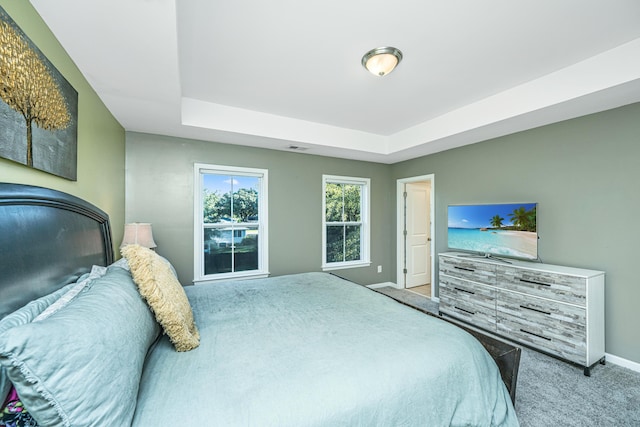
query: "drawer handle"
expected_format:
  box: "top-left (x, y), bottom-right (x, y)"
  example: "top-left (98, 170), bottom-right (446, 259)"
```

top-left (519, 305), bottom-right (551, 316)
top-left (454, 306), bottom-right (475, 315)
top-left (520, 329), bottom-right (551, 341)
top-left (519, 278), bottom-right (551, 287)
top-left (455, 287), bottom-right (475, 295)
top-left (454, 266), bottom-right (475, 272)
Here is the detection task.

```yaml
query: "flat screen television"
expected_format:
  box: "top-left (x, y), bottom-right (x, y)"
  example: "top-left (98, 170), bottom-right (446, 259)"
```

top-left (447, 202), bottom-right (538, 261)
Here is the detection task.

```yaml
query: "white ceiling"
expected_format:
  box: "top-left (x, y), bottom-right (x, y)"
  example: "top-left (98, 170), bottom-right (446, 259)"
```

top-left (30, 0), bottom-right (640, 164)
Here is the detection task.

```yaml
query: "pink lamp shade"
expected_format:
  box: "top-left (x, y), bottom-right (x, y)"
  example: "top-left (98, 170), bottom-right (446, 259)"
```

top-left (120, 223), bottom-right (157, 249)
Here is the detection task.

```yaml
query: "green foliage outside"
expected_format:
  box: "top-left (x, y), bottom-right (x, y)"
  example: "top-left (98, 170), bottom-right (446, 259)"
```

top-left (203, 185), bottom-right (260, 274)
top-left (325, 183), bottom-right (362, 263)
top-left (325, 183), bottom-right (361, 222)
top-left (203, 187), bottom-right (258, 223)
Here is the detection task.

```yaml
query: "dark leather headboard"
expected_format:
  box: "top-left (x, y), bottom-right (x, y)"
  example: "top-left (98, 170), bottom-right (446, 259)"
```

top-left (0, 183), bottom-right (114, 318)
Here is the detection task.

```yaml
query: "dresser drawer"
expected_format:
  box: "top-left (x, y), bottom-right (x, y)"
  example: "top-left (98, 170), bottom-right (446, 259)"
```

top-left (440, 275), bottom-right (496, 331)
top-left (497, 310), bottom-right (587, 365)
top-left (438, 253), bottom-right (604, 372)
top-left (496, 290), bottom-right (586, 329)
top-left (439, 256), bottom-right (496, 285)
top-left (496, 265), bottom-right (586, 306)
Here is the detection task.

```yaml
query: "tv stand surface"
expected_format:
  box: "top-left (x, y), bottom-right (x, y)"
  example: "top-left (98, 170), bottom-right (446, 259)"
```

top-left (438, 252), bottom-right (605, 375)
top-left (456, 252), bottom-right (513, 264)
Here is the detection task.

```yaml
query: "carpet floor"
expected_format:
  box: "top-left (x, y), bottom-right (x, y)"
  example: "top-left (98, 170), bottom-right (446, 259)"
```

top-left (372, 286), bottom-right (640, 426)
top-left (516, 346), bottom-right (640, 426)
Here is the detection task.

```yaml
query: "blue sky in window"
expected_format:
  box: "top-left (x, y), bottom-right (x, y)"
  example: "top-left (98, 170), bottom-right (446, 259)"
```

top-left (204, 174), bottom-right (259, 194)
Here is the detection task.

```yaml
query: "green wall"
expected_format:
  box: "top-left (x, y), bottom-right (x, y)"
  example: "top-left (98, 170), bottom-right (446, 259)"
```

top-left (390, 102), bottom-right (640, 365)
top-left (0, 1), bottom-right (125, 250)
top-left (125, 132), bottom-right (393, 286)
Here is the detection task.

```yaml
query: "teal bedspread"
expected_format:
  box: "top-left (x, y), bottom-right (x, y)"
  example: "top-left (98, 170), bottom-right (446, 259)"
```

top-left (132, 272), bottom-right (518, 426)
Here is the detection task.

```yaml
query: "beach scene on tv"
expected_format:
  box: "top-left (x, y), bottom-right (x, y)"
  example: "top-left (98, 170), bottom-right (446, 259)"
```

top-left (448, 203), bottom-right (538, 260)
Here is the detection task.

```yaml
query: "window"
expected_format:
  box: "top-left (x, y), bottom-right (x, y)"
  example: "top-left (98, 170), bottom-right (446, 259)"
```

top-left (322, 175), bottom-right (370, 270)
top-left (194, 164), bottom-right (268, 282)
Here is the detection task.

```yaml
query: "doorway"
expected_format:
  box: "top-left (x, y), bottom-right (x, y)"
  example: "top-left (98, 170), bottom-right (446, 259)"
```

top-left (396, 175), bottom-right (435, 299)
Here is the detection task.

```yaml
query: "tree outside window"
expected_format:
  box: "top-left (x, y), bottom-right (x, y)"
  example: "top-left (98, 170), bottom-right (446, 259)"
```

top-left (195, 164), bottom-right (268, 282)
top-left (322, 176), bottom-right (370, 270)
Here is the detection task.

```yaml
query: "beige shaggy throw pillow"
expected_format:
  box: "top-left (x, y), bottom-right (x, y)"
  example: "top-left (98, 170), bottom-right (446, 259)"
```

top-left (121, 244), bottom-right (200, 351)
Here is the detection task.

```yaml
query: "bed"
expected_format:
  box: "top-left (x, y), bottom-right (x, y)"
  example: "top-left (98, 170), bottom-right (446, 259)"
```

top-left (0, 183), bottom-right (519, 426)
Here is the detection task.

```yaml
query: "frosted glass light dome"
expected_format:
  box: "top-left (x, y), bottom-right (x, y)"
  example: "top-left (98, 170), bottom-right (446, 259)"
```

top-left (361, 47), bottom-right (403, 76)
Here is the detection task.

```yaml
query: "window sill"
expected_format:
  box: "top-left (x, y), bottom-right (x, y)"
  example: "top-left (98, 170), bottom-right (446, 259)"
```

top-left (322, 261), bottom-right (371, 272)
top-left (193, 271), bottom-right (270, 285)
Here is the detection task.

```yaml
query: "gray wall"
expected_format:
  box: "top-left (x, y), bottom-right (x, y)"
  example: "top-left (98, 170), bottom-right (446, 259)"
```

top-left (390, 102), bottom-right (640, 365)
top-left (126, 102), bottom-right (639, 364)
top-left (125, 132), bottom-right (393, 286)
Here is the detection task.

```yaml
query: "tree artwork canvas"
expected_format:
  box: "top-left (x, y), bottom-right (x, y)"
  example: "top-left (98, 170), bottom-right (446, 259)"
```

top-left (0, 6), bottom-right (78, 181)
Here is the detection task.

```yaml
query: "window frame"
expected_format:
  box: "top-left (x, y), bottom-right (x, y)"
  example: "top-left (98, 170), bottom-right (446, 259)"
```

top-left (321, 174), bottom-right (371, 271)
top-left (194, 163), bottom-right (269, 283)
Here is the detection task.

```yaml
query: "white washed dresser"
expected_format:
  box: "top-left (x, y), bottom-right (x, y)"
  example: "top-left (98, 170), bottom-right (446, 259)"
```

top-left (438, 252), bottom-right (605, 375)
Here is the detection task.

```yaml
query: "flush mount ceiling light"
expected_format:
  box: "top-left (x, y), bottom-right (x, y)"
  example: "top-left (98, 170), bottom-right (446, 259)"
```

top-left (361, 46), bottom-right (403, 77)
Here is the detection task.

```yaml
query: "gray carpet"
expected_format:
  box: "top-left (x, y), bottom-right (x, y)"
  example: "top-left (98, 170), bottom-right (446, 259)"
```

top-left (373, 286), bottom-right (640, 426)
top-left (516, 347), bottom-right (640, 426)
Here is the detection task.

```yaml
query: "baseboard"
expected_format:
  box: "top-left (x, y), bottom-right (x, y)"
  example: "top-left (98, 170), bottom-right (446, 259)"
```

top-left (606, 353), bottom-right (640, 373)
top-left (367, 282), bottom-right (400, 290)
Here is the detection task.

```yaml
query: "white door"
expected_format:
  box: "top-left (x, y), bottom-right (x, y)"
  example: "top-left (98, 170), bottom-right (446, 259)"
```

top-left (405, 182), bottom-right (431, 288)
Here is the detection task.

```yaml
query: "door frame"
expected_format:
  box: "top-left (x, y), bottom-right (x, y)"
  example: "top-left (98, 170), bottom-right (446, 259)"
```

top-left (396, 174), bottom-right (435, 298)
